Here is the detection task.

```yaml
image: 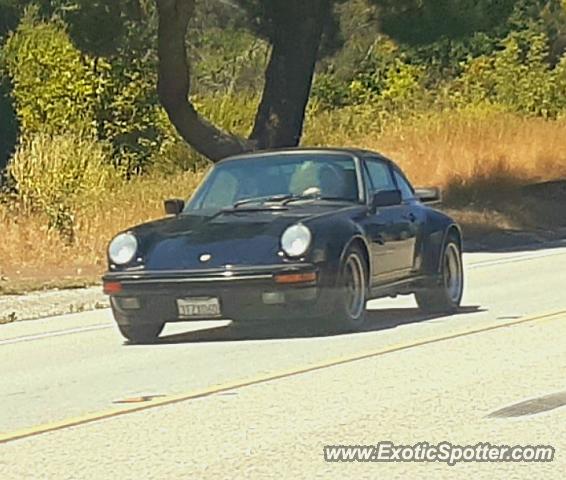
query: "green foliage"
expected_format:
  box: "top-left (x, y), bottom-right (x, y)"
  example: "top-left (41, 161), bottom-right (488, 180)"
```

top-left (1, 7), bottom-right (98, 136)
top-left (313, 37), bottom-right (427, 111)
top-left (0, 76), bottom-right (17, 171)
top-left (313, 8), bottom-right (565, 119)
top-left (95, 56), bottom-right (164, 174)
top-left (58, 0), bottom-right (129, 57)
top-left (454, 30), bottom-right (566, 117)
top-left (147, 108), bottom-right (205, 175)
top-left (8, 133), bottom-right (115, 241)
top-left (1, 7), bottom-right (170, 175)
top-left (2, 0), bottom-right (565, 185)
top-left (0, 0), bottom-right (154, 53)
top-left (192, 93), bottom-right (258, 138)
top-left (370, 0), bottom-right (518, 44)
top-left (150, 94), bottom-right (259, 175)
top-left (190, 28), bottom-right (268, 94)
top-left (310, 73), bottom-right (351, 109)
top-left (0, 0), bottom-right (20, 40)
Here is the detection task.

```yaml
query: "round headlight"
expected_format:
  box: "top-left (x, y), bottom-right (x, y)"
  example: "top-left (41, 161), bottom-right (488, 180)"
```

top-left (108, 233), bottom-right (138, 265)
top-left (281, 224), bottom-right (312, 258)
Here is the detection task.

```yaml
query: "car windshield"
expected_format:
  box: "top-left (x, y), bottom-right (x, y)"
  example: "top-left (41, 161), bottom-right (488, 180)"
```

top-left (187, 153), bottom-right (360, 211)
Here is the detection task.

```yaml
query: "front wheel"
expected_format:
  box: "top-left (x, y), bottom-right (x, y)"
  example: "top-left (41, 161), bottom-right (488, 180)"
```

top-left (117, 322), bottom-right (165, 344)
top-left (416, 239), bottom-right (464, 314)
top-left (322, 246), bottom-right (368, 332)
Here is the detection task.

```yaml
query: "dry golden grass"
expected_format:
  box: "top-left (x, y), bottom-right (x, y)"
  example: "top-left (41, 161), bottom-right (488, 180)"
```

top-left (1, 109), bottom-right (566, 291)
top-left (306, 109), bottom-right (566, 232)
top-left (0, 171), bottom-right (204, 287)
top-left (306, 109), bottom-right (566, 188)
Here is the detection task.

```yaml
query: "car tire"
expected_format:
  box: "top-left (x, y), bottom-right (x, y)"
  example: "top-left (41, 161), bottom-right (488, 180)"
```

top-left (117, 322), bottom-right (165, 344)
top-left (415, 239), bottom-right (463, 314)
top-left (323, 245), bottom-right (368, 332)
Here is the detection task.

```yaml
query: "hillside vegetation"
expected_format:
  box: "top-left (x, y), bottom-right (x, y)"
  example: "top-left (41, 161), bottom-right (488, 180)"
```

top-left (0, 0), bottom-right (565, 290)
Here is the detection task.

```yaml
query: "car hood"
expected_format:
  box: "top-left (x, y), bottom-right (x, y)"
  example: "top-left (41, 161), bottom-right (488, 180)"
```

top-left (129, 204), bottom-right (354, 270)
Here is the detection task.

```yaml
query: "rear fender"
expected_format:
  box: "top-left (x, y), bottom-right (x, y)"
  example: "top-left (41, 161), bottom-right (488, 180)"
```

top-left (419, 210), bottom-right (462, 276)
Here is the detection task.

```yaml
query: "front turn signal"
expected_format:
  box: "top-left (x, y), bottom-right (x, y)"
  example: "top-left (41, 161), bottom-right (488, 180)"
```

top-left (274, 272), bottom-right (317, 284)
top-left (103, 281), bottom-right (123, 295)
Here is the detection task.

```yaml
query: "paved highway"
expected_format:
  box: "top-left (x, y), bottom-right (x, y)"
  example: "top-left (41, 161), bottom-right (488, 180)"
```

top-left (1, 243), bottom-right (566, 478)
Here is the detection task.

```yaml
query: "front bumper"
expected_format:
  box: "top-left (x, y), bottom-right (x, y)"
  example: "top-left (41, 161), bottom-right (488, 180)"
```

top-left (103, 263), bottom-right (331, 323)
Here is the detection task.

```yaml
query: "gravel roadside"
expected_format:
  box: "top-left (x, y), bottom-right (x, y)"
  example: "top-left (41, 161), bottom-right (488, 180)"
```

top-left (0, 286), bottom-right (109, 324)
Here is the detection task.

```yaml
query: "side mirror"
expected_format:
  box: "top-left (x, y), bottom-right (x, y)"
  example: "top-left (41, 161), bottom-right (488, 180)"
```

top-left (164, 198), bottom-right (185, 216)
top-left (415, 187), bottom-right (442, 204)
top-left (372, 190), bottom-right (402, 208)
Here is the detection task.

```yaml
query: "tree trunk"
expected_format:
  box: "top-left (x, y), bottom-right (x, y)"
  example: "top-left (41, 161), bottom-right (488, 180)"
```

top-left (156, 0), bottom-right (329, 162)
top-left (250, 0), bottom-right (331, 149)
top-left (156, 0), bottom-right (253, 162)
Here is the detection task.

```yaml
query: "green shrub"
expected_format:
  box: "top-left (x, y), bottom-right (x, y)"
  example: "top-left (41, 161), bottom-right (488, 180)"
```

top-left (96, 56), bottom-right (165, 174)
top-left (453, 30), bottom-right (566, 117)
top-left (191, 93), bottom-right (257, 137)
top-left (311, 73), bottom-right (351, 110)
top-left (8, 133), bottom-right (116, 241)
top-left (312, 38), bottom-right (428, 113)
top-left (1, 8), bottom-right (171, 176)
top-left (1, 7), bottom-right (98, 137)
top-left (190, 28), bottom-right (268, 94)
top-left (149, 108), bottom-right (206, 175)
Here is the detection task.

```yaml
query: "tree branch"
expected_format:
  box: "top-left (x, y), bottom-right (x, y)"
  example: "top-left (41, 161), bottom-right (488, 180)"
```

top-left (156, 0), bottom-right (254, 162)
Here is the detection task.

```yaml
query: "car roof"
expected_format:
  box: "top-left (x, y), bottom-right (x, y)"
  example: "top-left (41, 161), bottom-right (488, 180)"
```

top-left (217, 147), bottom-right (392, 165)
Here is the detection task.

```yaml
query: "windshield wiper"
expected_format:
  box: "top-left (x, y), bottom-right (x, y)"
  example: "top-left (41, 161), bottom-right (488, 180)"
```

top-left (233, 194), bottom-right (293, 208)
top-left (207, 204), bottom-right (287, 222)
top-left (283, 195), bottom-right (355, 205)
top-left (231, 193), bottom-right (355, 209)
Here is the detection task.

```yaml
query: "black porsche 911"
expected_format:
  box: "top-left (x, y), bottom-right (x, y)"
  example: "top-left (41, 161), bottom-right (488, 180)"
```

top-left (103, 148), bottom-right (464, 343)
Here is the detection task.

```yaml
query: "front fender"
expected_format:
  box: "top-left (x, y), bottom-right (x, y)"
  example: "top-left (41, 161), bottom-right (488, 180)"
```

top-left (306, 217), bottom-right (371, 288)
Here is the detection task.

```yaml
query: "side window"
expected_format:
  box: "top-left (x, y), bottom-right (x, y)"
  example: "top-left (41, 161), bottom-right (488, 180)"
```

top-left (365, 159), bottom-right (395, 192)
top-left (393, 170), bottom-right (415, 201)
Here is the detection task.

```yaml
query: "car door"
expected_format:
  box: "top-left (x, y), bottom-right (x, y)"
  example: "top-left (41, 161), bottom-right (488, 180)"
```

top-left (362, 157), bottom-right (407, 284)
top-left (390, 167), bottom-right (423, 276)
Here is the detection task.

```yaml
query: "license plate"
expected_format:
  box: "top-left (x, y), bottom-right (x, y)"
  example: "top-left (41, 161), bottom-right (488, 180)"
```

top-left (177, 297), bottom-right (221, 319)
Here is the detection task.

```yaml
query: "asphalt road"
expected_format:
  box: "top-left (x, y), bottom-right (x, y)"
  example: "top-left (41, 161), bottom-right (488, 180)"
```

top-left (1, 242), bottom-right (566, 479)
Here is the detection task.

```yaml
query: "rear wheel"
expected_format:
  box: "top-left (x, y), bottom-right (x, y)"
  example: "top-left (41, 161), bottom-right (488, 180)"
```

top-left (323, 245), bottom-right (368, 332)
top-left (416, 239), bottom-right (463, 314)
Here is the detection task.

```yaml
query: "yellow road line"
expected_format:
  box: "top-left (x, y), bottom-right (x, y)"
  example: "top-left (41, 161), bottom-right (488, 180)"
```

top-left (1, 308), bottom-right (565, 445)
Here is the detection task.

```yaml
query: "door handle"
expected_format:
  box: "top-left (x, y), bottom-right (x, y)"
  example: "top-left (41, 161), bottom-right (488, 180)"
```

top-left (374, 234), bottom-right (385, 245)
top-left (404, 213), bottom-right (417, 222)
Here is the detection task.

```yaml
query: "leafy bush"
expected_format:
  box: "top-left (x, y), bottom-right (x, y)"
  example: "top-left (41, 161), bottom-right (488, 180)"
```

top-left (8, 133), bottom-right (115, 241)
top-left (191, 93), bottom-right (258, 137)
top-left (312, 37), bottom-right (427, 111)
top-left (149, 108), bottom-right (206, 175)
top-left (311, 73), bottom-right (351, 110)
top-left (454, 30), bottom-right (566, 117)
top-left (1, 7), bottom-right (98, 137)
top-left (1, 8), bottom-right (170, 175)
top-left (96, 56), bottom-right (165, 174)
top-left (190, 28), bottom-right (268, 94)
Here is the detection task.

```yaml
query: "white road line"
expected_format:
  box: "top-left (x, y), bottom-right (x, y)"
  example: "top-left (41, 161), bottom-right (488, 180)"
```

top-left (0, 324), bottom-right (113, 346)
top-left (467, 249), bottom-right (566, 269)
